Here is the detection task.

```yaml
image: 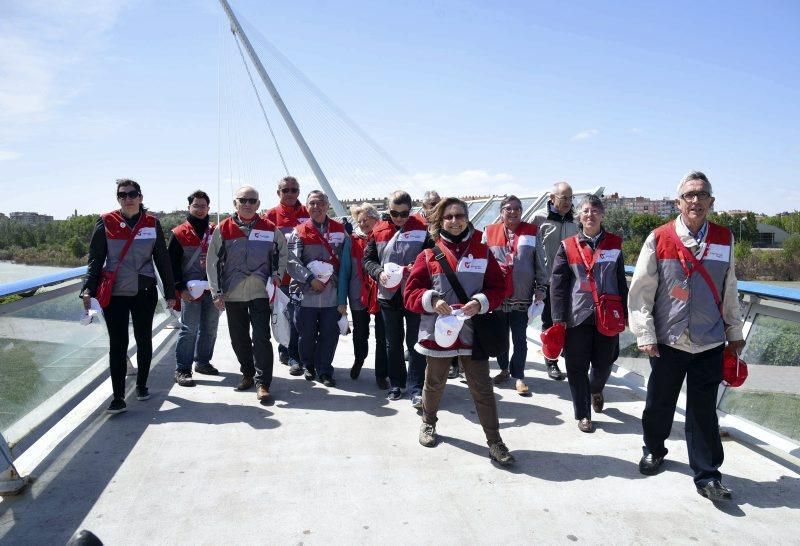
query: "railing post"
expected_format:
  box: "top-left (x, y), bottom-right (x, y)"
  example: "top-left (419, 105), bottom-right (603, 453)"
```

top-left (0, 433), bottom-right (28, 496)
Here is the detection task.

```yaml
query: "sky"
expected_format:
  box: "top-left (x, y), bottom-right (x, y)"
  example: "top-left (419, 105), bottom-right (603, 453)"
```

top-left (0, 0), bottom-right (798, 219)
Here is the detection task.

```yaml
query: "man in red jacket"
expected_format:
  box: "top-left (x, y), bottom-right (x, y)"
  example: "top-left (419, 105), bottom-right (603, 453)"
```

top-left (264, 176), bottom-right (309, 372)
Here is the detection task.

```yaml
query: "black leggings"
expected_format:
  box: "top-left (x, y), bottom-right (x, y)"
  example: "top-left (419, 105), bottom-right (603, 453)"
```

top-left (103, 286), bottom-right (158, 399)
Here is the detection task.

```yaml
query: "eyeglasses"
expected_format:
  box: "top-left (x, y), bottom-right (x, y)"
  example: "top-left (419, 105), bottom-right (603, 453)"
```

top-left (280, 187), bottom-right (299, 194)
top-left (553, 194), bottom-right (573, 202)
top-left (502, 206), bottom-right (522, 213)
top-left (117, 190), bottom-right (141, 200)
top-left (236, 197), bottom-right (258, 205)
top-left (680, 191), bottom-right (711, 202)
top-left (443, 213), bottom-right (467, 222)
top-left (580, 208), bottom-right (603, 217)
top-left (389, 209), bottom-right (410, 218)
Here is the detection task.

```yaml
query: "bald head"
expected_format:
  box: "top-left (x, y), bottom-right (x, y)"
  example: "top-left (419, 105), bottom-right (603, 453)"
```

top-left (549, 181), bottom-right (574, 215)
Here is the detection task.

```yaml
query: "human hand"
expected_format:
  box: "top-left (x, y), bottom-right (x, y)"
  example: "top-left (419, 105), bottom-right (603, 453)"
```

top-left (462, 300), bottom-right (481, 317)
top-left (433, 298), bottom-right (453, 316)
top-left (728, 339), bottom-right (746, 355)
top-left (337, 304), bottom-right (348, 315)
top-left (180, 291), bottom-right (192, 302)
top-left (534, 293), bottom-right (544, 303)
top-left (310, 279), bottom-right (326, 292)
top-left (379, 272), bottom-right (390, 286)
top-left (166, 299), bottom-right (176, 310)
top-left (213, 296), bottom-right (225, 311)
top-left (639, 344), bottom-right (660, 357)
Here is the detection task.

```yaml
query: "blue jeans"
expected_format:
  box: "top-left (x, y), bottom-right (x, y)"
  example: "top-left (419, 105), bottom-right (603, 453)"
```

top-left (495, 309), bottom-right (528, 379)
top-left (296, 306), bottom-right (341, 378)
top-left (277, 285), bottom-right (300, 362)
top-left (175, 291), bottom-right (220, 373)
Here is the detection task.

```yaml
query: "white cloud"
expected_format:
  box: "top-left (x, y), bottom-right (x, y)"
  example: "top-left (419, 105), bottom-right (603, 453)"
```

top-left (0, 151), bottom-right (21, 161)
top-left (571, 129), bottom-right (599, 141)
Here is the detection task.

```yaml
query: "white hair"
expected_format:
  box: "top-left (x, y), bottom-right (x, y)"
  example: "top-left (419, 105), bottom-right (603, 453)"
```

top-left (677, 171), bottom-right (712, 196)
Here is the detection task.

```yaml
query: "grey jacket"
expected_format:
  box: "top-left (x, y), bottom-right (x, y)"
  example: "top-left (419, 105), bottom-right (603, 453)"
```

top-left (532, 204), bottom-right (579, 288)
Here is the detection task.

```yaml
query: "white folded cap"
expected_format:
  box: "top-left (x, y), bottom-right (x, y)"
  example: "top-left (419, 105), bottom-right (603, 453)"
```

top-left (338, 314), bottom-right (350, 335)
top-left (383, 262), bottom-right (404, 289)
top-left (434, 313), bottom-right (465, 348)
top-left (186, 280), bottom-right (209, 299)
top-left (308, 260), bottom-right (335, 284)
top-left (527, 301), bottom-right (545, 325)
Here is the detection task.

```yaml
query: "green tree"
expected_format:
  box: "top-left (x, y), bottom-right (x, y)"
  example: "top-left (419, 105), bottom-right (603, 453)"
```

top-left (629, 213), bottom-right (666, 241)
top-left (783, 234), bottom-right (800, 260)
top-left (603, 207), bottom-right (633, 239)
top-left (68, 236), bottom-right (87, 258)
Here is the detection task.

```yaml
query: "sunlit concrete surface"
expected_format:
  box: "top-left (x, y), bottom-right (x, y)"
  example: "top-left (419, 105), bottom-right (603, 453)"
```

top-left (1, 313), bottom-right (798, 545)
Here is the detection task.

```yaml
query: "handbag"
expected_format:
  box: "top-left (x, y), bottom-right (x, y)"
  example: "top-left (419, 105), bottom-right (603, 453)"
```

top-left (569, 235), bottom-right (626, 337)
top-left (432, 244), bottom-right (508, 359)
top-left (95, 214), bottom-right (143, 308)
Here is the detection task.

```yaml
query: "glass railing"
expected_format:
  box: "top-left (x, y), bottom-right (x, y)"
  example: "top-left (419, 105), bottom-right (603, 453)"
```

top-left (0, 269), bottom-right (172, 447)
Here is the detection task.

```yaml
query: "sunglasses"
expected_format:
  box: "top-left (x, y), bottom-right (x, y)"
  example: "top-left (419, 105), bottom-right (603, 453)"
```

top-left (389, 209), bottom-right (410, 218)
top-left (117, 190), bottom-right (141, 200)
top-left (280, 187), bottom-right (300, 194)
top-left (443, 213), bottom-right (467, 221)
top-left (237, 197), bottom-right (258, 205)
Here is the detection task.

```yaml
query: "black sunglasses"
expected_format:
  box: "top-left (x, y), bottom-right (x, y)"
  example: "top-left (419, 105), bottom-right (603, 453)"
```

top-left (389, 209), bottom-right (410, 218)
top-left (280, 187), bottom-right (300, 194)
top-left (117, 190), bottom-right (141, 200)
top-left (237, 197), bottom-right (258, 205)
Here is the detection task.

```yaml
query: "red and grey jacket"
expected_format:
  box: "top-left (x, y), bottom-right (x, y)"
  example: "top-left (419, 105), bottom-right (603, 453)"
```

top-left (216, 216), bottom-right (278, 294)
top-left (652, 221), bottom-right (732, 346)
top-left (404, 227), bottom-right (505, 357)
top-left (102, 210), bottom-right (158, 297)
top-left (287, 218), bottom-right (347, 308)
top-left (349, 231), bottom-right (377, 313)
top-left (264, 203), bottom-right (309, 286)
top-left (555, 231), bottom-right (625, 328)
top-left (370, 215), bottom-right (428, 301)
top-left (483, 222), bottom-right (539, 304)
top-left (171, 220), bottom-right (215, 285)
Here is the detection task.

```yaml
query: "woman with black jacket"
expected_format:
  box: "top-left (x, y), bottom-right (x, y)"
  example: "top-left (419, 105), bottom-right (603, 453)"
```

top-left (80, 179), bottom-right (175, 414)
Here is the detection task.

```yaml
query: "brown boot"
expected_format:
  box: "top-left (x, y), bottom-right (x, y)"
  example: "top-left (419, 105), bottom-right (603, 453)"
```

top-left (256, 385), bottom-right (270, 401)
top-left (235, 375), bottom-right (254, 391)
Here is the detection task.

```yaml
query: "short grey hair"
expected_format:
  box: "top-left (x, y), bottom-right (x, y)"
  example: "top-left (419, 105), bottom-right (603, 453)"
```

top-left (422, 190), bottom-right (441, 208)
top-left (306, 190), bottom-right (328, 203)
top-left (350, 202), bottom-right (380, 221)
top-left (234, 185), bottom-right (259, 199)
top-left (577, 194), bottom-right (604, 214)
top-left (677, 171), bottom-right (712, 196)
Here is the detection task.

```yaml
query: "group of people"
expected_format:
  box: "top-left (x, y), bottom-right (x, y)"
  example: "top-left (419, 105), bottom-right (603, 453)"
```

top-left (80, 171), bottom-right (744, 500)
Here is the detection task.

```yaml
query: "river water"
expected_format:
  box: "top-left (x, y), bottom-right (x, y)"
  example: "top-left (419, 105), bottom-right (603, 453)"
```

top-left (0, 261), bottom-right (70, 285)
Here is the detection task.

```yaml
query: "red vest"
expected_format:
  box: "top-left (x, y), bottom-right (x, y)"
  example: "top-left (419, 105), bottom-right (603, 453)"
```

top-left (102, 210), bottom-right (158, 297)
top-left (484, 222), bottom-right (538, 302)
top-left (171, 220), bottom-right (216, 284)
top-left (265, 203), bottom-right (309, 285)
top-left (562, 232), bottom-right (623, 328)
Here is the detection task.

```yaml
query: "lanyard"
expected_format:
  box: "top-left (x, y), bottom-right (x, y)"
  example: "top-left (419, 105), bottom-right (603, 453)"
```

top-left (665, 222), bottom-right (721, 310)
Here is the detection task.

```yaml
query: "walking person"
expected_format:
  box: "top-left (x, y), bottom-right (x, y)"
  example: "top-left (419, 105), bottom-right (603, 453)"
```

top-left (533, 181), bottom-right (579, 381)
top-left (168, 190), bottom-right (220, 387)
top-left (404, 197), bottom-right (514, 466)
top-left (264, 176), bottom-right (309, 372)
top-left (81, 179), bottom-right (175, 414)
top-left (348, 203), bottom-right (389, 388)
top-left (287, 190), bottom-right (351, 387)
top-left (629, 171), bottom-right (745, 501)
top-left (483, 195), bottom-right (543, 395)
top-left (206, 186), bottom-right (288, 402)
top-left (363, 190), bottom-right (432, 407)
top-left (549, 195), bottom-right (628, 432)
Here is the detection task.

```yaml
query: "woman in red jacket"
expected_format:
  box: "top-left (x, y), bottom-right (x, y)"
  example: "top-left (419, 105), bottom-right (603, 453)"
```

top-left (404, 197), bottom-right (514, 466)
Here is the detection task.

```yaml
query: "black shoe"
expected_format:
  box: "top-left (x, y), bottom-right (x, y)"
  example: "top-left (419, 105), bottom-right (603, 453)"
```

top-left (489, 442), bottom-right (515, 466)
top-left (376, 377), bottom-right (390, 390)
top-left (235, 375), bottom-right (255, 391)
top-left (174, 371), bottom-right (195, 387)
top-left (194, 363), bottom-right (219, 375)
top-left (320, 374), bottom-right (336, 387)
top-left (350, 361), bottom-right (364, 380)
top-left (578, 418), bottom-right (594, 433)
top-left (304, 367), bottom-right (316, 381)
top-left (136, 386), bottom-right (150, 401)
top-left (448, 365), bottom-right (460, 379)
top-left (289, 360), bottom-right (304, 376)
top-left (106, 398), bottom-right (127, 414)
top-left (547, 362), bottom-right (565, 380)
top-left (639, 452), bottom-right (666, 475)
top-left (591, 392), bottom-right (604, 413)
top-left (278, 351), bottom-right (290, 366)
top-left (387, 387), bottom-right (402, 401)
top-left (697, 480), bottom-right (732, 501)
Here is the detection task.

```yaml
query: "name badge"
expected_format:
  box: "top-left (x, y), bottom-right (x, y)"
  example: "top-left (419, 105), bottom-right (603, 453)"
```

top-left (249, 229), bottom-right (275, 242)
top-left (705, 243), bottom-right (730, 262)
top-left (517, 234), bottom-right (536, 248)
top-left (398, 230), bottom-right (427, 243)
top-left (456, 255), bottom-right (487, 273)
top-left (327, 232), bottom-right (345, 245)
top-left (134, 227), bottom-right (156, 239)
top-left (596, 249), bottom-right (620, 263)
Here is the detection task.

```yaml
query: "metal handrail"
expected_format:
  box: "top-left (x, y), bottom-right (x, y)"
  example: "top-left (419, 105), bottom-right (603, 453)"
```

top-left (0, 266), bottom-right (87, 299)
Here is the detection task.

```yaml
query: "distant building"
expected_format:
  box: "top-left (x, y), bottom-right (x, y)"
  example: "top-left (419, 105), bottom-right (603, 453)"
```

top-left (755, 223), bottom-right (790, 248)
top-left (603, 193), bottom-right (679, 218)
top-left (10, 211), bottom-right (54, 225)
